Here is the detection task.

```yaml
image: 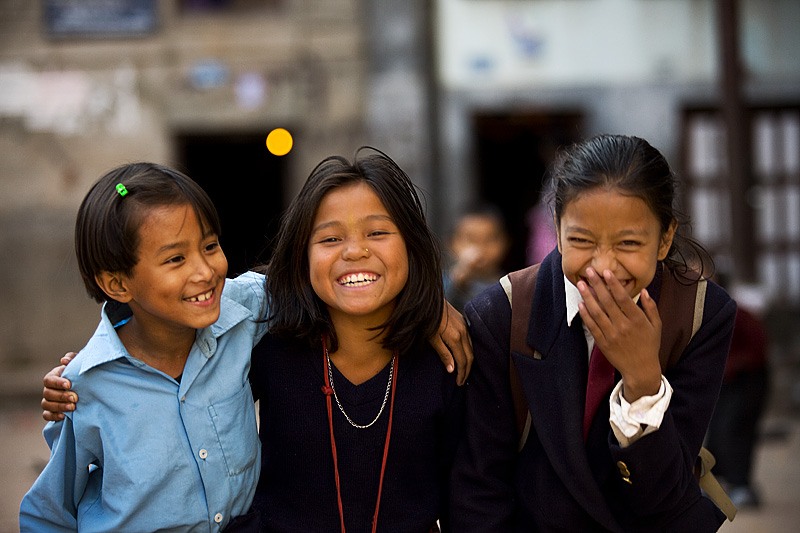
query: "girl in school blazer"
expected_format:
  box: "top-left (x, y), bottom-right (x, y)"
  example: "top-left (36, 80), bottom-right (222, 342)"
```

top-left (450, 135), bottom-right (736, 532)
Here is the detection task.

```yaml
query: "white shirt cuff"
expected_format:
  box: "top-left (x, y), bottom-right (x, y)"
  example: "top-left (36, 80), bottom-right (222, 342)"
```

top-left (609, 375), bottom-right (673, 447)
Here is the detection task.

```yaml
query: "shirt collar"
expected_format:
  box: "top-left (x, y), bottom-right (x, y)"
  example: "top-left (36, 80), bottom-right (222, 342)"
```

top-left (77, 286), bottom-right (256, 374)
top-left (564, 275), bottom-right (582, 327)
top-left (209, 290), bottom-right (254, 338)
top-left (76, 302), bottom-right (133, 375)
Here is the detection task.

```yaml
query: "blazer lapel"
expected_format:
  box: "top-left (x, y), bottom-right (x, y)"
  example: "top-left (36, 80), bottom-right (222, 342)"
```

top-left (514, 251), bottom-right (622, 531)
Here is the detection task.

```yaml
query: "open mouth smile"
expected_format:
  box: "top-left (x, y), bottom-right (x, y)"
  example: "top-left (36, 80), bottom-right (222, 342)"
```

top-left (338, 273), bottom-right (379, 287)
top-left (185, 289), bottom-right (214, 302)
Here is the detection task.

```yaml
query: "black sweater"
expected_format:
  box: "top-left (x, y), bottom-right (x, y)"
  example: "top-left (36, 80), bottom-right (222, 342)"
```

top-left (250, 334), bottom-right (463, 532)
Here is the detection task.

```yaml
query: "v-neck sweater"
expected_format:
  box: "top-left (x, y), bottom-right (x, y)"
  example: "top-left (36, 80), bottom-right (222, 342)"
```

top-left (250, 334), bottom-right (463, 532)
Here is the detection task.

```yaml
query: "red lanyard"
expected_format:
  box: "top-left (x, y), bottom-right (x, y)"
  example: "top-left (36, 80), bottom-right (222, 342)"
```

top-left (321, 337), bottom-right (398, 533)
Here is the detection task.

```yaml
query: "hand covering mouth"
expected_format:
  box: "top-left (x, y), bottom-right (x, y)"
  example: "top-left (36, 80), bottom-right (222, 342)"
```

top-left (338, 273), bottom-right (379, 287)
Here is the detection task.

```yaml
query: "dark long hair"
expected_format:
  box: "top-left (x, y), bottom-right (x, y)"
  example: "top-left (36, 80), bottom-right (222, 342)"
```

top-left (262, 147), bottom-right (444, 353)
top-left (548, 134), bottom-right (712, 281)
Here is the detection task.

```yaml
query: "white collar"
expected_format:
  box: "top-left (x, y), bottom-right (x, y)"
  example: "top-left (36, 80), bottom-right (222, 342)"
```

top-left (564, 275), bottom-right (583, 327)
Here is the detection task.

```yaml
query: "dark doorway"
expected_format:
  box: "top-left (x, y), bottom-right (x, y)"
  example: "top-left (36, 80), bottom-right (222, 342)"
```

top-left (175, 132), bottom-right (286, 277)
top-left (473, 111), bottom-right (585, 270)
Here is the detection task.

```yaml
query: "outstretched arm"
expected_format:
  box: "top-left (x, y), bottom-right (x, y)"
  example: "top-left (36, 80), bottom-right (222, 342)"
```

top-left (430, 299), bottom-right (474, 386)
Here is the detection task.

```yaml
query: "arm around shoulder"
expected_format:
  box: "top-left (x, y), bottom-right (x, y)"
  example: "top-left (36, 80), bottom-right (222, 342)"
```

top-left (225, 271), bottom-right (270, 345)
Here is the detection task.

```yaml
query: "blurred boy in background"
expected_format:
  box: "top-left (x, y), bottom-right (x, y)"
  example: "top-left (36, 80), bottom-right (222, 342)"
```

top-left (444, 204), bottom-right (510, 312)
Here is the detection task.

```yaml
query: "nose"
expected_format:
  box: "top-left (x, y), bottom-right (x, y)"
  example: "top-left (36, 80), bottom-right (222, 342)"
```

top-left (342, 236), bottom-right (369, 261)
top-left (190, 253), bottom-right (216, 282)
top-left (591, 247), bottom-right (617, 275)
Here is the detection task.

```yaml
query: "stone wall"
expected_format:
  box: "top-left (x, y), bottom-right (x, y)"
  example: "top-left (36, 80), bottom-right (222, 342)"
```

top-left (0, 0), bottom-right (369, 394)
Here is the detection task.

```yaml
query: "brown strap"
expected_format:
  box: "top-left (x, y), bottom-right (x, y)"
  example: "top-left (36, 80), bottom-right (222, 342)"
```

top-left (503, 265), bottom-right (540, 449)
top-left (507, 265), bottom-right (540, 358)
top-left (656, 270), bottom-right (701, 373)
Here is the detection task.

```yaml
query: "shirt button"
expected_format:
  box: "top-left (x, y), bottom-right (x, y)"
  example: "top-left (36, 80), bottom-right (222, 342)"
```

top-left (199, 449), bottom-right (208, 459)
top-left (214, 513), bottom-right (223, 523)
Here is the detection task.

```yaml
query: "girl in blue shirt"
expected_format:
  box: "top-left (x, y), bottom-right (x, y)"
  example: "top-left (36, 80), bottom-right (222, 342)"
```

top-left (33, 155), bottom-right (472, 532)
top-left (21, 163), bottom-right (266, 531)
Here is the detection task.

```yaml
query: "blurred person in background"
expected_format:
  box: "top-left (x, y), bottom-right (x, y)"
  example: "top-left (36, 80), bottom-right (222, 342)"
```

top-left (706, 275), bottom-right (770, 509)
top-left (444, 204), bottom-right (510, 312)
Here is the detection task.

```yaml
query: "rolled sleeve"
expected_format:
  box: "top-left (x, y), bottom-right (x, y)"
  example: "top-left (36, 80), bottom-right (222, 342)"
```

top-left (610, 375), bottom-right (672, 447)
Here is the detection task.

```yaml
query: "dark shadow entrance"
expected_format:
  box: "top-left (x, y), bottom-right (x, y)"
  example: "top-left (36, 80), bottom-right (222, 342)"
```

top-left (174, 132), bottom-right (286, 277)
top-left (472, 111), bottom-right (585, 270)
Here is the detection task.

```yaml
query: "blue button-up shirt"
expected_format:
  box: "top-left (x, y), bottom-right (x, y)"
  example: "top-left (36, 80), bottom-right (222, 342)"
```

top-left (20, 272), bottom-right (268, 532)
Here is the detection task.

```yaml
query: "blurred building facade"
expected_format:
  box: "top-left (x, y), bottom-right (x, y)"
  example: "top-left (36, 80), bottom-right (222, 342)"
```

top-left (1, 0), bottom-right (799, 408)
top-left (434, 0), bottom-right (800, 412)
top-left (0, 0), bottom-right (380, 392)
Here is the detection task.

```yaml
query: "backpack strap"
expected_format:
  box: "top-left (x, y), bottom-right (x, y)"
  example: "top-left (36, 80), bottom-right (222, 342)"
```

top-left (505, 266), bottom-right (735, 520)
top-left (656, 269), bottom-right (706, 372)
top-left (502, 264), bottom-right (540, 451)
top-left (505, 265), bottom-right (540, 358)
top-left (660, 274), bottom-right (736, 520)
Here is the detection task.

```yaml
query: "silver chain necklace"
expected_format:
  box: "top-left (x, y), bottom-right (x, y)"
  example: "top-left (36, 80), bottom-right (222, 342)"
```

top-left (325, 345), bottom-right (395, 430)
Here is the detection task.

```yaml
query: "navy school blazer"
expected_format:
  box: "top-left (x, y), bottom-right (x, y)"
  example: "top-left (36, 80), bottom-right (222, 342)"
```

top-left (450, 249), bottom-right (736, 532)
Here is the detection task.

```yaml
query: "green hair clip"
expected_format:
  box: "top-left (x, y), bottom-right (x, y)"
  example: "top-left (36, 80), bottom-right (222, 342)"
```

top-left (115, 183), bottom-right (128, 197)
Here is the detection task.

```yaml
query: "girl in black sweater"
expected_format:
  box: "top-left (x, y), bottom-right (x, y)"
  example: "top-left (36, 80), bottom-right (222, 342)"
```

top-left (252, 147), bottom-right (463, 532)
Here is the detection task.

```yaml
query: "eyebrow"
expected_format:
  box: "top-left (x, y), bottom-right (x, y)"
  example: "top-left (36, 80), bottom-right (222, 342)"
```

top-left (155, 230), bottom-right (217, 255)
top-left (311, 214), bottom-right (395, 234)
top-left (156, 242), bottom-right (185, 255)
top-left (564, 226), bottom-right (648, 237)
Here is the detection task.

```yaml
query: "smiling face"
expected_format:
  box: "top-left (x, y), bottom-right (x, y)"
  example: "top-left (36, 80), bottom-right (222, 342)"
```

top-left (556, 188), bottom-right (675, 299)
top-left (116, 203), bottom-right (228, 337)
top-left (308, 182), bottom-right (409, 327)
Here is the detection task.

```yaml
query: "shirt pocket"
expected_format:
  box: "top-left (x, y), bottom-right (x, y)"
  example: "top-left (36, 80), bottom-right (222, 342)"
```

top-left (208, 383), bottom-right (259, 476)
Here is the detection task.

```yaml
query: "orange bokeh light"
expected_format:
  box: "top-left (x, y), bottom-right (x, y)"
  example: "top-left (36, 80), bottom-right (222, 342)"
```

top-left (266, 128), bottom-right (293, 156)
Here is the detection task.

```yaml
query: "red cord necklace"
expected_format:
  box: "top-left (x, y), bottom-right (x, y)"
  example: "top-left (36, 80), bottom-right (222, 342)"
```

top-left (320, 335), bottom-right (398, 533)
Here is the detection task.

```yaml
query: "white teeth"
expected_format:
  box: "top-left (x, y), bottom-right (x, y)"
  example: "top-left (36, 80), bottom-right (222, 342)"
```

top-left (339, 273), bottom-right (378, 286)
top-left (187, 290), bottom-right (213, 302)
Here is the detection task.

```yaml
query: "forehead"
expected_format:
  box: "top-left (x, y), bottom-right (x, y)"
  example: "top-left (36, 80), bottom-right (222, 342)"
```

top-left (314, 183), bottom-right (389, 221)
top-left (561, 189), bottom-right (659, 232)
top-left (134, 203), bottom-right (206, 240)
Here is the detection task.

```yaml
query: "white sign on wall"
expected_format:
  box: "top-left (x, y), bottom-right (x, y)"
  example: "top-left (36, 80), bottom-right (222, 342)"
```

top-left (437, 0), bottom-right (717, 90)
